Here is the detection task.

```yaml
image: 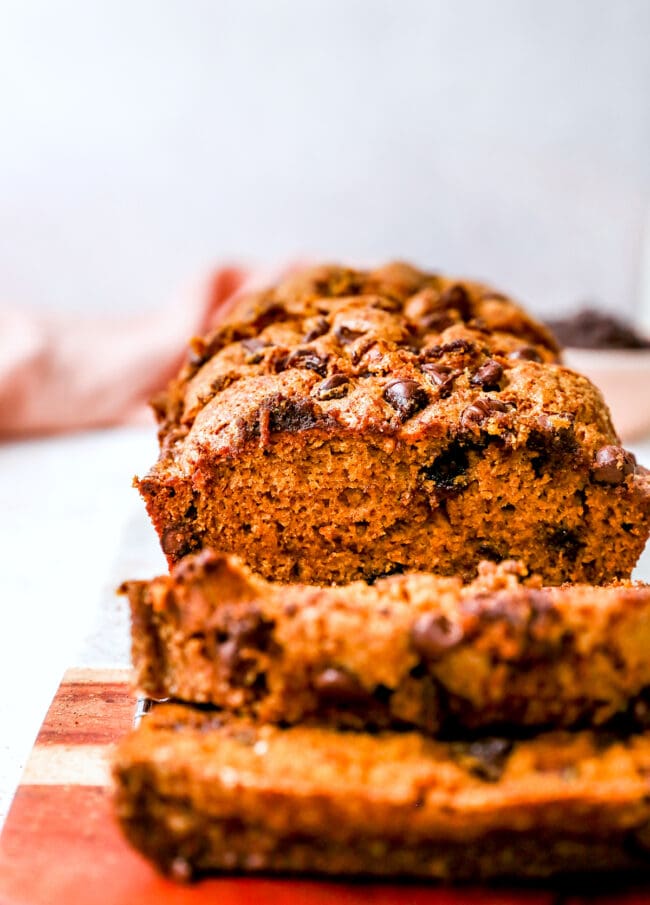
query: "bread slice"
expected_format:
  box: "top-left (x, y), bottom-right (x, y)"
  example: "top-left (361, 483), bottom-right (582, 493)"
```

top-left (136, 263), bottom-right (650, 585)
top-left (123, 549), bottom-right (650, 734)
top-left (113, 702), bottom-right (650, 880)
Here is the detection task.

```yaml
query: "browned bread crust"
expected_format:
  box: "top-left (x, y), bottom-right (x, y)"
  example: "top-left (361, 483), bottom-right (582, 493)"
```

top-left (113, 703), bottom-right (650, 880)
top-left (136, 262), bottom-right (650, 585)
top-left (123, 549), bottom-right (650, 734)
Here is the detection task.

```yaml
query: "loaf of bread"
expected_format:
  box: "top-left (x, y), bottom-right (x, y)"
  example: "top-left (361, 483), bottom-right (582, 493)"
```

top-left (137, 263), bottom-right (650, 585)
top-left (113, 702), bottom-right (650, 881)
top-left (124, 549), bottom-right (650, 734)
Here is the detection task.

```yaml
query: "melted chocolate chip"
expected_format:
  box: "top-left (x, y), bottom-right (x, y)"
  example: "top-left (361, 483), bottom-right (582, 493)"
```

top-left (269, 399), bottom-right (318, 433)
top-left (350, 336), bottom-right (378, 365)
top-left (161, 527), bottom-right (198, 560)
top-left (313, 668), bottom-right (370, 705)
top-left (420, 339), bottom-right (477, 361)
top-left (591, 445), bottom-right (636, 485)
top-left (335, 325), bottom-right (366, 345)
top-left (460, 397), bottom-right (508, 430)
top-left (440, 338), bottom-right (476, 356)
top-left (241, 337), bottom-right (268, 364)
top-left (286, 348), bottom-right (329, 377)
top-left (420, 311), bottom-right (456, 333)
top-left (509, 346), bottom-right (542, 363)
top-left (218, 610), bottom-right (275, 686)
top-left (420, 442), bottom-right (470, 497)
top-left (470, 359), bottom-right (503, 391)
top-left (438, 284), bottom-right (472, 319)
top-left (231, 610), bottom-right (275, 648)
top-left (303, 316), bottom-right (330, 342)
top-left (410, 613), bottom-right (464, 659)
top-left (250, 303), bottom-right (289, 331)
top-left (384, 379), bottom-right (429, 420)
top-left (262, 397), bottom-right (323, 434)
top-left (315, 374), bottom-right (350, 400)
top-left (525, 419), bottom-right (577, 475)
top-left (421, 364), bottom-right (455, 398)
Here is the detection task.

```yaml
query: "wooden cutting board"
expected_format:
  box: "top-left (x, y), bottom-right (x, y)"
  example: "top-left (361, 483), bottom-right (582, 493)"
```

top-left (0, 668), bottom-right (648, 905)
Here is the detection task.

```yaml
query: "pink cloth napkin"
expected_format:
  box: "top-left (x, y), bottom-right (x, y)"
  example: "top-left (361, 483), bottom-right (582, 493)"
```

top-left (0, 267), bottom-right (263, 438)
top-left (0, 267), bottom-right (269, 439)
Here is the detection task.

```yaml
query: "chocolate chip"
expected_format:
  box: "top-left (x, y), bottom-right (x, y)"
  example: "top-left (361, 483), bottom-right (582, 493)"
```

top-left (410, 613), bottom-right (464, 659)
top-left (161, 527), bottom-right (197, 560)
top-left (350, 336), bottom-right (378, 365)
top-left (384, 379), bottom-right (429, 420)
top-left (465, 738), bottom-right (513, 782)
top-left (420, 311), bottom-right (456, 333)
top-left (470, 359), bottom-right (503, 390)
top-left (241, 337), bottom-right (268, 364)
top-left (440, 338), bottom-right (476, 356)
top-left (218, 611), bottom-right (275, 686)
top-left (509, 346), bottom-right (542, 363)
top-left (231, 610), bottom-right (275, 648)
top-left (314, 374), bottom-right (350, 400)
top-left (592, 445), bottom-right (636, 485)
top-left (265, 397), bottom-right (322, 433)
top-left (460, 397), bottom-right (508, 429)
top-left (269, 348), bottom-right (290, 373)
top-left (335, 325), bottom-right (366, 345)
top-left (250, 303), bottom-right (289, 331)
top-left (421, 364), bottom-right (455, 398)
top-left (438, 284), bottom-right (472, 319)
top-left (286, 348), bottom-right (329, 377)
top-left (420, 442), bottom-right (470, 497)
top-left (369, 296), bottom-right (402, 312)
top-left (303, 317), bottom-right (330, 342)
top-left (313, 667), bottom-right (370, 705)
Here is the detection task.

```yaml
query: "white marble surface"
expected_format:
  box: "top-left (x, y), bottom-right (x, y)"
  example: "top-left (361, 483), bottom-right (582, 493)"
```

top-left (1, 426), bottom-right (649, 828)
top-left (0, 426), bottom-right (165, 827)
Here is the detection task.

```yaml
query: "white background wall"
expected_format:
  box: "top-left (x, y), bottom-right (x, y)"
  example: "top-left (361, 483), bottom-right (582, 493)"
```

top-left (1, 0), bottom-right (649, 317)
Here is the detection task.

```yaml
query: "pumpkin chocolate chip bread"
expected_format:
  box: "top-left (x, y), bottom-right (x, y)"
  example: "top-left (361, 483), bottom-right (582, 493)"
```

top-left (123, 549), bottom-right (650, 735)
top-left (136, 262), bottom-right (650, 585)
top-left (113, 703), bottom-right (650, 880)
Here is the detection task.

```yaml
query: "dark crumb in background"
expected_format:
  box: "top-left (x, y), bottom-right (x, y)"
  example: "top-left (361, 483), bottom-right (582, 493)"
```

top-left (546, 308), bottom-right (650, 350)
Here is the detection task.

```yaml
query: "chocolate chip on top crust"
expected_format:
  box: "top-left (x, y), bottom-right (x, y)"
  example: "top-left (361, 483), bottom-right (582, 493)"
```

top-left (314, 375), bottom-right (350, 400)
top-left (420, 364), bottom-right (455, 397)
top-left (384, 379), bottom-right (430, 420)
top-left (591, 445), bottom-right (636, 485)
top-left (470, 359), bottom-right (503, 391)
top-left (285, 348), bottom-right (329, 377)
top-left (460, 397), bottom-right (509, 430)
top-left (509, 346), bottom-right (542, 363)
top-left (303, 316), bottom-right (330, 342)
